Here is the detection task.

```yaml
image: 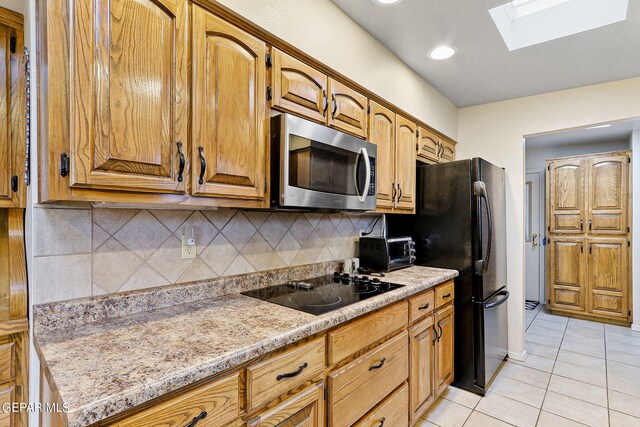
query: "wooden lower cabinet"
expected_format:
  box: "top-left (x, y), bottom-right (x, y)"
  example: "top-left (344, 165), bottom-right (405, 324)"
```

top-left (587, 237), bottom-right (629, 319)
top-left (434, 305), bottom-right (454, 396)
top-left (247, 381), bottom-right (324, 427)
top-left (547, 236), bottom-right (586, 312)
top-left (355, 382), bottom-right (409, 427)
top-left (409, 316), bottom-right (436, 424)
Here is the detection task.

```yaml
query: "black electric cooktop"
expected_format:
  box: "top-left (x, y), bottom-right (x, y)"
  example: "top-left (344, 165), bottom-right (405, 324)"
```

top-left (241, 272), bottom-right (404, 315)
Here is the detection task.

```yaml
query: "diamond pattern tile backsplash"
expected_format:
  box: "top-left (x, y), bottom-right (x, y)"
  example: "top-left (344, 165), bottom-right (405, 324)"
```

top-left (32, 207), bottom-right (383, 304)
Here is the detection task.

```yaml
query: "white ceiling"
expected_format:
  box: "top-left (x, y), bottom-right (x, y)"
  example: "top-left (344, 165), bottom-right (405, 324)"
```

top-left (525, 118), bottom-right (640, 148)
top-left (330, 0), bottom-right (640, 107)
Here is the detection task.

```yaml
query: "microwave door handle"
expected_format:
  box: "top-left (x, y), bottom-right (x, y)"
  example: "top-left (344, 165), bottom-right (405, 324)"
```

top-left (358, 147), bottom-right (371, 203)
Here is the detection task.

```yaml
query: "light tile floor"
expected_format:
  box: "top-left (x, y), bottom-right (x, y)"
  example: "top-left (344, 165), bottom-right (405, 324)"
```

top-left (420, 304), bottom-right (640, 426)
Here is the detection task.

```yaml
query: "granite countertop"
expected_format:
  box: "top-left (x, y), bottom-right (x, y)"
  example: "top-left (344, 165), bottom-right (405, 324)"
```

top-left (34, 265), bottom-right (457, 426)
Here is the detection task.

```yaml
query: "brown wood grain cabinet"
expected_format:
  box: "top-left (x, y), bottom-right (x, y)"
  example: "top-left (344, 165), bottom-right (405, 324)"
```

top-left (417, 128), bottom-right (456, 165)
top-left (434, 304), bottom-right (454, 396)
top-left (546, 151), bottom-right (631, 324)
top-left (328, 79), bottom-right (368, 138)
top-left (191, 5), bottom-right (268, 202)
top-left (368, 101), bottom-right (396, 210)
top-left (440, 139), bottom-right (456, 163)
top-left (395, 116), bottom-right (417, 211)
top-left (0, 7), bottom-right (25, 209)
top-left (247, 381), bottom-right (325, 427)
top-left (409, 316), bottom-right (436, 424)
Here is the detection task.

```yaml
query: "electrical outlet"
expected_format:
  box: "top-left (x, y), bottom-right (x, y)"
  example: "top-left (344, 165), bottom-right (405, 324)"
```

top-left (181, 236), bottom-right (196, 259)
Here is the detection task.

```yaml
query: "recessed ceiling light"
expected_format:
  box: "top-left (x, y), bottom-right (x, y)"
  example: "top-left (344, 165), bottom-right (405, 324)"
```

top-left (372, 0), bottom-right (403, 5)
top-left (429, 46), bottom-right (456, 60)
top-left (585, 124), bottom-right (611, 130)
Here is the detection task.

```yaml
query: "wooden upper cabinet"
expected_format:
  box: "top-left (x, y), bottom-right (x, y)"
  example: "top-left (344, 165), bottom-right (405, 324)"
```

top-left (328, 79), bottom-right (367, 138)
top-left (191, 6), bottom-right (267, 201)
top-left (409, 316), bottom-right (436, 424)
top-left (548, 236), bottom-right (585, 311)
top-left (548, 159), bottom-right (584, 234)
top-left (70, 0), bottom-right (188, 193)
top-left (586, 155), bottom-right (629, 235)
top-left (434, 304), bottom-right (454, 396)
top-left (417, 128), bottom-right (439, 164)
top-left (271, 48), bottom-right (328, 124)
top-left (368, 101), bottom-right (395, 209)
top-left (0, 12), bottom-right (24, 208)
top-left (440, 139), bottom-right (455, 163)
top-left (395, 116), bottom-right (417, 211)
top-left (587, 237), bottom-right (628, 319)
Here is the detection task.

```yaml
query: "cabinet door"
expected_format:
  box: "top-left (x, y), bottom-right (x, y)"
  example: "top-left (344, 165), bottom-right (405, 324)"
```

top-left (368, 101), bottom-right (395, 209)
top-left (587, 238), bottom-right (629, 319)
top-left (328, 79), bottom-right (368, 138)
top-left (547, 159), bottom-right (585, 234)
top-left (0, 21), bottom-right (24, 208)
top-left (586, 155), bottom-right (629, 235)
top-left (271, 48), bottom-right (328, 124)
top-left (434, 305), bottom-right (454, 397)
top-left (440, 139), bottom-right (455, 163)
top-left (395, 116), bottom-right (417, 211)
top-left (547, 236), bottom-right (585, 311)
top-left (191, 6), bottom-right (267, 201)
top-left (416, 128), bottom-right (439, 164)
top-left (248, 381), bottom-right (324, 427)
top-left (71, 0), bottom-right (188, 193)
top-left (409, 316), bottom-right (436, 424)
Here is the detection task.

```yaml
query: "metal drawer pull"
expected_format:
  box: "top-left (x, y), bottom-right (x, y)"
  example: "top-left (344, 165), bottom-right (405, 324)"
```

top-left (276, 362), bottom-right (308, 380)
top-left (322, 90), bottom-right (328, 116)
top-left (198, 146), bottom-right (206, 185)
top-left (418, 303), bottom-right (430, 310)
top-left (369, 358), bottom-right (386, 371)
top-left (442, 292), bottom-right (451, 298)
top-left (377, 417), bottom-right (386, 427)
top-left (432, 325), bottom-right (438, 345)
top-left (176, 141), bottom-right (185, 183)
top-left (184, 411), bottom-right (207, 427)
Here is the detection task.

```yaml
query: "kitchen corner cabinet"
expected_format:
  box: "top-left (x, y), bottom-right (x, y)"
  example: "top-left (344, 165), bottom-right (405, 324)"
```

top-left (0, 8), bottom-right (25, 209)
top-left (68, 0), bottom-right (189, 194)
top-left (417, 128), bottom-right (456, 165)
top-left (271, 49), bottom-right (368, 139)
top-left (191, 6), bottom-right (267, 201)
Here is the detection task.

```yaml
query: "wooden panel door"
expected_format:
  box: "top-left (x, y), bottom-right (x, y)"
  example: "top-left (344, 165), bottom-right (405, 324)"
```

top-left (70, 0), bottom-right (188, 193)
top-left (0, 18), bottom-right (24, 208)
top-left (547, 236), bottom-right (585, 311)
top-left (586, 155), bottom-right (629, 235)
top-left (271, 48), bottom-right (328, 124)
top-left (191, 6), bottom-right (267, 201)
top-left (395, 116), bottom-right (417, 211)
top-left (440, 139), bottom-right (455, 163)
top-left (548, 159), bottom-right (585, 234)
top-left (587, 238), bottom-right (629, 319)
top-left (417, 127), bottom-right (439, 164)
top-left (328, 79), bottom-right (367, 138)
top-left (248, 381), bottom-right (324, 427)
top-left (368, 101), bottom-right (395, 209)
top-left (409, 316), bottom-right (436, 424)
top-left (434, 305), bottom-right (454, 397)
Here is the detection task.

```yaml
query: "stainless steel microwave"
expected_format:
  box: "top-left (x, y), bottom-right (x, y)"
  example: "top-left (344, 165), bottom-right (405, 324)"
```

top-left (270, 114), bottom-right (377, 211)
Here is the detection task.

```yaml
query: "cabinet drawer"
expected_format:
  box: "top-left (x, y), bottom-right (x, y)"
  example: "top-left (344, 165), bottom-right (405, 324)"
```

top-left (435, 281), bottom-right (454, 309)
top-left (113, 373), bottom-right (240, 427)
top-left (247, 337), bottom-right (325, 412)
top-left (328, 332), bottom-right (409, 427)
top-left (354, 382), bottom-right (408, 427)
top-left (328, 302), bottom-right (407, 365)
top-left (0, 342), bottom-right (14, 383)
top-left (408, 290), bottom-right (435, 323)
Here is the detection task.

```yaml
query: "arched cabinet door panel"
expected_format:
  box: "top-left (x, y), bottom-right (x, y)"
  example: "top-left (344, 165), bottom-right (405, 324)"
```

top-left (586, 155), bottom-right (629, 235)
top-left (547, 159), bottom-right (584, 234)
top-left (191, 6), bottom-right (267, 201)
top-left (369, 101), bottom-right (396, 209)
top-left (395, 116), bottom-right (417, 211)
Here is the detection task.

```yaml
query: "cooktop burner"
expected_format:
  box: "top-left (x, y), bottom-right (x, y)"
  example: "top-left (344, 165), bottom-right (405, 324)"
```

top-left (241, 272), bottom-right (404, 315)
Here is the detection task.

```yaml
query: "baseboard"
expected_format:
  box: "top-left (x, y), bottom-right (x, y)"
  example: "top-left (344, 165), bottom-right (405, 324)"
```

top-left (508, 350), bottom-right (528, 362)
top-left (632, 323), bottom-right (640, 332)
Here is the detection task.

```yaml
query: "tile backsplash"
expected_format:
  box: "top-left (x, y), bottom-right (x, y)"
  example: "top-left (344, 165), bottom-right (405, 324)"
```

top-left (32, 207), bottom-right (382, 304)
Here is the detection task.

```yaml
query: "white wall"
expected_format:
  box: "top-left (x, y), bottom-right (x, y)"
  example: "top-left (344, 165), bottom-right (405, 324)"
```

top-left (633, 130), bottom-right (640, 332)
top-left (458, 77), bottom-right (640, 359)
top-left (217, 0), bottom-right (458, 139)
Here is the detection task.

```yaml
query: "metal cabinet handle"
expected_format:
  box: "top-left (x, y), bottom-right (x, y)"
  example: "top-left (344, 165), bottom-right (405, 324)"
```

top-left (331, 94), bottom-right (337, 119)
top-left (391, 183), bottom-right (396, 201)
top-left (276, 362), bottom-right (308, 380)
top-left (589, 243), bottom-right (592, 254)
top-left (580, 242), bottom-right (584, 253)
top-left (397, 184), bottom-right (403, 202)
top-left (580, 219), bottom-right (583, 231)
top-left (176, 141), bottom-right (185, 183)
top-left (442, 292), bottom-right (451, 299)
top-left (418, 303), bottom-right (430, 310)
top-left (322, 90), bottom-right (328, 116)
top-left (198, 146), bottom-right (206, 185)
top-left (589, 219), bottom-right (592, 231)
top-left (369, 358), bottom-right (386, 371)
top-left (10, 175), bottom-right (18, 192)
top-left (184, 411), bottom-right (207, 427)
top-left (377, 417), bottom-right (386, 427)
top-left (432, 325), bottom-right (438, 345)
top-left (437, 321), bottom-right (444, 342)
top-left (532, 233), bottom-right (538, 247)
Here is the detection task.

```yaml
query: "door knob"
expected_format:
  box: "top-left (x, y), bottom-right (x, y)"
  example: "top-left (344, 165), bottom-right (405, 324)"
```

top-left (532, 233), bottom-right (538, 247)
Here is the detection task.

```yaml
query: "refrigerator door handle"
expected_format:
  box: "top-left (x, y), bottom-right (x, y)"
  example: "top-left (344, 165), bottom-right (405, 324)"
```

top-left (473, 181), bottom-right (493, 276)
top-left (483, 290), bottom-right (509, 309)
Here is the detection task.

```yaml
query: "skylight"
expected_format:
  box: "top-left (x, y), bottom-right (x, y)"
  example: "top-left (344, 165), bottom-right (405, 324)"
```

top-left (490, 0), bottom-right (629, 51)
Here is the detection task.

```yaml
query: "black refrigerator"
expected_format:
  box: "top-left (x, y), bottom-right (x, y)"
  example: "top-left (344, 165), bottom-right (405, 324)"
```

top-left (388, 158), bottom-right (509, 395)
